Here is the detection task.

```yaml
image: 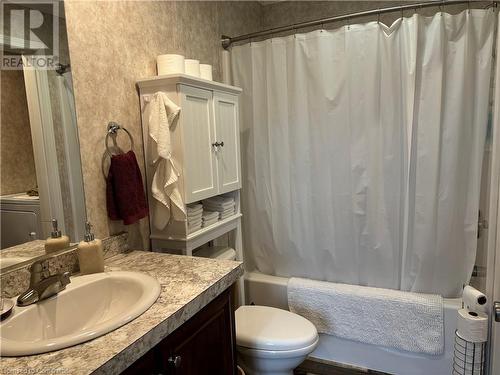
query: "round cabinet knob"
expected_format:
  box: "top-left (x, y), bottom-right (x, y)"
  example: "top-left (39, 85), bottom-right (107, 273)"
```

top-left (168, 355), bottom-right (182, 368)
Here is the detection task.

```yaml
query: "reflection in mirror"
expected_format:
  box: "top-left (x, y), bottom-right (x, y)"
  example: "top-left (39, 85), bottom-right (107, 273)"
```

top-left (0, 2), bottom-right (86, 272)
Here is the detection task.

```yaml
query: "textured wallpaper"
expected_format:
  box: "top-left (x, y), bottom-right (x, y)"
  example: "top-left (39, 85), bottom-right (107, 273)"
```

top-left (64, 1), bottom-right (263, 245)
top-left (0, 70), bottom-right (37, 196)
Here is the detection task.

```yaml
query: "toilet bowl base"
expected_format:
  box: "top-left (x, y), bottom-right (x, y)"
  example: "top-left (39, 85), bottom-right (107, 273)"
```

top-left (237, 352), bottom-right (307, 375)
top-left (238, 361), bottom-right (294, 375)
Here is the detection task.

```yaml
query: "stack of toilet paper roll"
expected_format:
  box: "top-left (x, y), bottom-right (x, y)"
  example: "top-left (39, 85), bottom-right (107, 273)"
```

top-left (157, 54), bottom-right (185, 75)
top-left (199, 64), bottom-right (213, 80)
top-left (456, 308), bottom-right (488, 343)
top-left (184, 59), bottom-right (200, 77)
top-left (185, 59), bottom-right (213, 80)
top-left (156, 54), bottom-right (213, 80)
top-left (456, 286), bottom-right (488, 343)
top-left (453, 286), bottom-right (488, 374)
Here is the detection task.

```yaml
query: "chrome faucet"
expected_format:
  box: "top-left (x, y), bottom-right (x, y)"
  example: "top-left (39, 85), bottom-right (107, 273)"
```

top-left (17, 259), bottom-right (71, 307)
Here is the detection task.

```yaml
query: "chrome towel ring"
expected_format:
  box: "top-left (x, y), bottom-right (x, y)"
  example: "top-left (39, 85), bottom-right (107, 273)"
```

top-left (105, 121), bottom-right (134, 156)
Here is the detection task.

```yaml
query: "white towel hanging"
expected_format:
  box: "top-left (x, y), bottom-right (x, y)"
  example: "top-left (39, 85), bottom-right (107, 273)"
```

top-left (148, 92), bottom-right (185, 229)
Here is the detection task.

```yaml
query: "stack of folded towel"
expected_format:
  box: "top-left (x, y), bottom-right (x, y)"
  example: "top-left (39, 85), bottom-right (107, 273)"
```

top-left (187, 203), bottom-right (203, 233)
top-left (201, 210), bottom-right (219, 227)
top-left (202, 196), bottom-right (236, 220)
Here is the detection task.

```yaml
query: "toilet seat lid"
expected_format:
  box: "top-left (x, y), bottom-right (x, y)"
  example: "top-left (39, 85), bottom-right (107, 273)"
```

top-left (235, 305), bottom-right (318, 351)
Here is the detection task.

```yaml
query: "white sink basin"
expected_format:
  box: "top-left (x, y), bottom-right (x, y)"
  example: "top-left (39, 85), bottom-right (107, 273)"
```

top-left (0, 271), bottom-right (161, 356)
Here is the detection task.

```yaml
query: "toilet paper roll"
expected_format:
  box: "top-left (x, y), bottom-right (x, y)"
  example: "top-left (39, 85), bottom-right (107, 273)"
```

top-left (200, 64), bottom-right (213, 80)
top-left (157, 54), bottom-right (185, 75)
top-left (463, 285), bottom-right (487, 312)
top-left (456, 308), bottom-right (488, 343)
top-left (184, 59), bottom-right (200, 77)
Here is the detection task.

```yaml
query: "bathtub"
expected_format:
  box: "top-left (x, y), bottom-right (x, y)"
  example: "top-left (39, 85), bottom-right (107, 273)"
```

top-left (244, 271), bottom-right (461, 375)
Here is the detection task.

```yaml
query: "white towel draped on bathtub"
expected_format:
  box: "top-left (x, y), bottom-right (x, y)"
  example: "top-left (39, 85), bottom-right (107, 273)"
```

top-left (287, 277), bottom-right (444, 355)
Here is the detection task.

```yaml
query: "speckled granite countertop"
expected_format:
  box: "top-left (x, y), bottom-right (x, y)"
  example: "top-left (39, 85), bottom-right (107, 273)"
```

top-left (1, 239), bottom-right (46, 259)
top-left (0, 250), bottom-right (243, 375)
top-left (0, 240), bottom-right (47, 273)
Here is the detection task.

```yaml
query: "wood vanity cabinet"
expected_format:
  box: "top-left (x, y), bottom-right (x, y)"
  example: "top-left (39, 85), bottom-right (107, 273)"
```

top-left (122, 286), bottom-right (237, 375)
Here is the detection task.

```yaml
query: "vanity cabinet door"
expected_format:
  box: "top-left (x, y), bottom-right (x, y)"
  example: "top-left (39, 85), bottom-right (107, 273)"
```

top-left (161, 287), bottom-right (237, 375)
top-left (121, 345), bottom-right (162, 375)
top-left (213, 93), bottom-right (241, 194)
top-left (180, 85), bottom-right (219, 204)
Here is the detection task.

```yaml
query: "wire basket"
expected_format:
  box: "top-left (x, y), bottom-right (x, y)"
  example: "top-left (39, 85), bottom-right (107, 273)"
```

top-left (453, 330), bottom-right (486, 375)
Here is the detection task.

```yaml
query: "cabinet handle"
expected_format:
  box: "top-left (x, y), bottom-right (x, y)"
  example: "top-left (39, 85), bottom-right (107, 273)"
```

top-left (494, 301), bottom-right (500, 322)
top-left (219, 141), bottom-right (224, 147)
top-left (212, 141), bottom-right (224, 148)
top-left (168, 355), bottom-right (182, 368)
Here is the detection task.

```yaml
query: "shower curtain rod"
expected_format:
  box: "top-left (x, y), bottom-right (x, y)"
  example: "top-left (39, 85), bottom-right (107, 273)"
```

top-left (221, 0), bottom-right (496, 49)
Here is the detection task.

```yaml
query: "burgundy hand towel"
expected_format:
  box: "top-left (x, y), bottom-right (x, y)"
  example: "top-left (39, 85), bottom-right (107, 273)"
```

top-left (106, 150), bottom-right (148, 225)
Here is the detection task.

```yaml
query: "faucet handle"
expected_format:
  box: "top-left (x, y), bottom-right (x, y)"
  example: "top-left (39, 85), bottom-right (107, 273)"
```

top-left (30, 259), bottom-right (49, 272)
top-left (29, 259), bottom-right (50, 286)
top-left (60, 271), bottom-right (71, 288)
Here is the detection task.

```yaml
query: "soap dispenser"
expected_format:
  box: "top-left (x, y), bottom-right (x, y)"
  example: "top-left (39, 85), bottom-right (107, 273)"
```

top-left (45, 219), bottom-right (70, 254)
top-left (77, 222), bottom-right (104, 274)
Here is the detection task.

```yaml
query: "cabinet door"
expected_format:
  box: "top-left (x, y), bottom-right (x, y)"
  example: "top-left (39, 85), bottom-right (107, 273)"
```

top-left (213, 92), bottom-right (241, 194)
top-left (160, 288), bottom-right (236, 375)
top-left (180, 85), bottom-right (219, 203)
top-left (121, 346), bottom-right (161, 375)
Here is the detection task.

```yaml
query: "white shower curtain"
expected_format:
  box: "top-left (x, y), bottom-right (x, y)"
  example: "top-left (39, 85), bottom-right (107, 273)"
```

top-left (231, 10), bottom-right (494, 297)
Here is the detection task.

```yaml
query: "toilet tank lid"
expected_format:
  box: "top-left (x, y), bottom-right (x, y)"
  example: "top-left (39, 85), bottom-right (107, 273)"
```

top-left (235, 305), bottom-right (318, 351)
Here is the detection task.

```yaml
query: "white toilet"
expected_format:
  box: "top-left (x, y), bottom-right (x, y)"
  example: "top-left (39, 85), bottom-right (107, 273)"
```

top-left (235, 305), bottom-right (319, 375)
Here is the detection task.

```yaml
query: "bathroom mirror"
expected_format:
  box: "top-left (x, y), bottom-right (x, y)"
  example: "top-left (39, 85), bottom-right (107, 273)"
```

top-left (0, 2), bottom-right (86, 272)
